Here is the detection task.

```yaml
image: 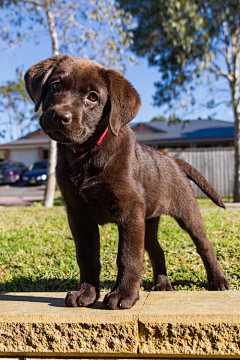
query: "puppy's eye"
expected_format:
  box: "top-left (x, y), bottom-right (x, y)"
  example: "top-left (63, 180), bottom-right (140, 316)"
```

top-left (51, 81), bottom-right (61, 91)
top-left (88, 92), bottom-right (98, 102)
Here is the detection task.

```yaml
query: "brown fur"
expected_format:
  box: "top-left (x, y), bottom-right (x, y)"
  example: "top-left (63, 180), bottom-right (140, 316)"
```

top-left (25, 55), bottom-right (230, 309)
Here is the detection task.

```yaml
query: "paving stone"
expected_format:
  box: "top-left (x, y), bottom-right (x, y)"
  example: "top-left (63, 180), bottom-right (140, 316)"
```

top-left (0, 291), bottom-right (240, 358)
top-left (0, 292), bottom-right (147, 356)
top-left (139, 291), bottom-right (240, 357)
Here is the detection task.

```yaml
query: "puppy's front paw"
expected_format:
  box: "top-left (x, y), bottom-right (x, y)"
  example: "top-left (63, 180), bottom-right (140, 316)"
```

top-left (208, 274), bottom-right (230, 291)
top-left (103, 290), bottom-right (139, 310)
top-left (152, 274), bottom-right (173, 291)
top-left (65, 283), bottom-right (99, 307)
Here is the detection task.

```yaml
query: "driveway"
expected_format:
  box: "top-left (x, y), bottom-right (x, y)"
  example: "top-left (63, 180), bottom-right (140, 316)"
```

top-left (0, 182), bottom-right (45, 206)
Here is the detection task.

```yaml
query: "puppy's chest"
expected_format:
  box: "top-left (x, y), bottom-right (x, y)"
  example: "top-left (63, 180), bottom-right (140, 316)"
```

top-left (69, 161), bottom-right (104, 194)
top-left (75, 174), bottom-right (113, 224)
top-left (58, 157), bottom-right (114, 223)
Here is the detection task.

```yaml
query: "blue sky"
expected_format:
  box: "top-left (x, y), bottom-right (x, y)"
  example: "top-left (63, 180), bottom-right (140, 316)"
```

top-left (0, 31), bottom-right (234, 142)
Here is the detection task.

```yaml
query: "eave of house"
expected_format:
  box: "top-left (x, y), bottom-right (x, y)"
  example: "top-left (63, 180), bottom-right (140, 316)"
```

top-left (133, 120), bottom-right (234, 144)
top-left (142, 136), bottom-right (234, 145)
top-left (0, 135), bottom-right (50, 150)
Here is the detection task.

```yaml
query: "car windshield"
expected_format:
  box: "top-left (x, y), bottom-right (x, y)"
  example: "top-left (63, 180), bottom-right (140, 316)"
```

top-left (29, 162), bottom-right (48, 171)
top-left (0, 164), bottom-right (9, 172)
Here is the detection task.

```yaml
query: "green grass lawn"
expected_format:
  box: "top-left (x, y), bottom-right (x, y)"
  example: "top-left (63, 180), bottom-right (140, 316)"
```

top-left (0, 198), bottom-right (239, 292)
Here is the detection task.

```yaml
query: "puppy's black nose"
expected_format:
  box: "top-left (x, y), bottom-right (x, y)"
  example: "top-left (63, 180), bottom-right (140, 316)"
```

top-left (52, 110), bottom-right (72, 125)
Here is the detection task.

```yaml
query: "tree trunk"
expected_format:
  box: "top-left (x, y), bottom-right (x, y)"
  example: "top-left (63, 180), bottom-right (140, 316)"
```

top-left (232, 36), bottom-right (240, 202)
top-left (44, 139), bottom-right (58, 207)
top-left (233, 107), bottom-right (240, 202)
top-left (43, 0), bottom-right (59, 208)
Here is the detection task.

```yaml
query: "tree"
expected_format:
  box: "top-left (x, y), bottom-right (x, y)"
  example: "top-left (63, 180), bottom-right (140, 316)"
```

top-left (151, 115), bottom-right (166, 122)
top-left (119, 0), bottom-right (240, 202)
top-left (0, 0), bottom-right (135, 207)
top-left (168, 113), bottom-right (181, 124)
top-left (150, 114), bottom-right (182, 123)
top-left (0, 71), bottom-right (39, 140)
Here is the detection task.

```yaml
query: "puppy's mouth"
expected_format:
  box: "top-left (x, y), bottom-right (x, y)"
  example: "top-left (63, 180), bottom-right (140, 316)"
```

top-left (46, 130), bottom-right (72, 144)
top-left (45, 128), bottom-right (88, 146)
top-left (40, 114), bottom-right (91, 145)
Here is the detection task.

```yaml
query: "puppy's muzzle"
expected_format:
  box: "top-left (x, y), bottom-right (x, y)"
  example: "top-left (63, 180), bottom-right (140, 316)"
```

top-left (52, 110), bottom-right (72, 125)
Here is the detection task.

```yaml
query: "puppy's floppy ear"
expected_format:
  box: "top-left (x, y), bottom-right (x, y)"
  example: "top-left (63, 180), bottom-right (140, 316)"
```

top-left (107, 69), bottom-right (141, 136)
top-left (24, 55), bottom-right (70, 112)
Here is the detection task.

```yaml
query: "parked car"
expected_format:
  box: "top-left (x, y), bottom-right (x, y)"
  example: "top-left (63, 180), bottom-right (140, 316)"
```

top-left (22, 160), bottom-right (48, 185)
top-left (0, 162), bottom-right (28, 184)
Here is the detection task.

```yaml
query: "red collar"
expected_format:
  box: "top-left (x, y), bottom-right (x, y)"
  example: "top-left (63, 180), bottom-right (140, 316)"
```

top-left (71, 126), bottom-right (109, 154)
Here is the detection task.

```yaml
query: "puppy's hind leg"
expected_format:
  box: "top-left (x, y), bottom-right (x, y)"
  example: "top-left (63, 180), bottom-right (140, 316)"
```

top-left (173, 199), bottom-right (230, 291)
top-left (145, 217), bottom-right (173, 291)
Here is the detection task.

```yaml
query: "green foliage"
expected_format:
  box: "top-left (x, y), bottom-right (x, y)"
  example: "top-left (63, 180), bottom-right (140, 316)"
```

top-left (0, 71), bottom-right (39, 139)
top-left (150, 113), bottom-right (182, 124)
top-left (118, 0), bottom-right (240, 107)
top-left (119, 0), bottom-right (240, 201)
top-left (0, 77), bottom-right (29, 101)
top-left (151, 115), bottom-right (166, 122)
top-left (168, 113), bottom-right (181, 123)
top-left (0, 202), bottom-right (239, 292)
top-left (0, 0), bottom-right (136, 72)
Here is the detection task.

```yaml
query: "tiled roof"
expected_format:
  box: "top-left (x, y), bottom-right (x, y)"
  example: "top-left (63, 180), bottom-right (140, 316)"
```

top-left (0, 129), bottom-right (49, 149)
top-left (130, 119), bottom-right (234, 142)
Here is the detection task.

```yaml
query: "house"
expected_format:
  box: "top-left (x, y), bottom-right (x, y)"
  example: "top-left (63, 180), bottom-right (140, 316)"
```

top-left (130, 119), bottom-right (234, 149)
top-left (0, 119), bottom-right (234, 165)
top-left (0, 128), bottom-right (49, 167)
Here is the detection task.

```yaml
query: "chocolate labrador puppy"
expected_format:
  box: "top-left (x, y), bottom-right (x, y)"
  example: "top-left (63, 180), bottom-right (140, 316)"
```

top-left (25, 55), bottom-right (230, 309)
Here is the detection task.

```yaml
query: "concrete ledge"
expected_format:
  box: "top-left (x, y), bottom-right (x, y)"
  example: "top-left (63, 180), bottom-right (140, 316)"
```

top-left (0, 292), bottom-right (240, 358)
top-left (139, 292), bottom-right (240, 357)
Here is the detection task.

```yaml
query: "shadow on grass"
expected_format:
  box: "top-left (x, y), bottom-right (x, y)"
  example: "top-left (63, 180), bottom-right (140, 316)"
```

top-left (0, 277), bottom-right (79, 293)
top-left (1, 277), bottom-right (208, 293)
top-left (171, 279), bottom-right (208, 290)
top-left (54, 197), bottom-right (64, 206)
top-left (142, 279), bottom-right (208, 291)
top-left (0, 277), bottom-right (116, 293)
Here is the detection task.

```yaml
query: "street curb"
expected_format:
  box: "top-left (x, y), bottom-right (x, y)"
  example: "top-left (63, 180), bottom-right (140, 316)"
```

top-left (0, 291), bottom-right (239, 358)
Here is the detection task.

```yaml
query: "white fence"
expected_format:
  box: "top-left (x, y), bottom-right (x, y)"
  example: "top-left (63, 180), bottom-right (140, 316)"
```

top-left (169, 147), bottom-right (234, 199)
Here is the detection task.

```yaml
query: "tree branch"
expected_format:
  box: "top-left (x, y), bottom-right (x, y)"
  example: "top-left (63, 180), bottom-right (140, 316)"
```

top-left (43, 0), bottom-right (59, 55)
top-left (55, 14), bottom-right (91, 34)
top-left (199, 100), bottom-right (231, 108)
top-left (191, 58), bottom-right (233, 82)
top-left (19, 0), bottom-right (43, 7)
top-left (222, 20), bottom-right (230, 47)
top-left (208, 61), bottom-right (233, 81)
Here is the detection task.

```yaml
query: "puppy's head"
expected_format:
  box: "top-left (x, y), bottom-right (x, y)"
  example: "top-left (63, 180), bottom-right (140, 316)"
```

top-left (24, 55), bottom-right (141, 146)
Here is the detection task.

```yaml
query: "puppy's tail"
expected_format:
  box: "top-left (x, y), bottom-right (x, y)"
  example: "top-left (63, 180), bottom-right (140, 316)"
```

top-left (175, 157), bottom-right (225, 209)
